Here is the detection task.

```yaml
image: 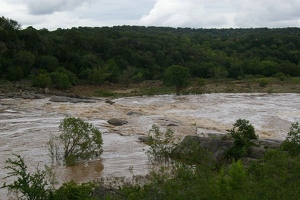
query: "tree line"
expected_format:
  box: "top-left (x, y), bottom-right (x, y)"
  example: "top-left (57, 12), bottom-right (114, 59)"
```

top-left (1, 16), bottom-right (300, 89)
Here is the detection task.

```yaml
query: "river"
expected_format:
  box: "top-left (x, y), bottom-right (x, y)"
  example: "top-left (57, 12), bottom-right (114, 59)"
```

top-left (1, 93), bottom-right (299, 198)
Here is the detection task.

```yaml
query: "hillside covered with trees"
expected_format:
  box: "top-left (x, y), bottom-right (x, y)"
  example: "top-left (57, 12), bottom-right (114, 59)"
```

top-left (1, 16), bottom-right (300, 89)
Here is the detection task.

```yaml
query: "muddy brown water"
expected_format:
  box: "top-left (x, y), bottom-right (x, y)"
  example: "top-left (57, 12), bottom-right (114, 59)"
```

top-left (1, 93), bottom-right (300, 198)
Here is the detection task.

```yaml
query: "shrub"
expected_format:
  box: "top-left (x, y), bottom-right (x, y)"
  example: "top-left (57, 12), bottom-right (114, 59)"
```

top-left (281, 122), bottom-right (300, 156)
top-left (226, 119), bottom-right (258, 160)
top-left (1, 154), bottom-right (52, 199)
top-left (146, 125), bottom-right (176, 165)
top-left (32, 73), bottom-right (51, 88)
top-left (259, 78), bottom-right (269, 87)
top-left (52, 181), bottom-right (97, 200)
top-left (197, 78), bottom-right (206, 87)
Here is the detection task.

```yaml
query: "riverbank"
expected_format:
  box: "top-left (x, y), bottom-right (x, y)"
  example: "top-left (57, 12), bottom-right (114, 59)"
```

top-left (1, 77), bottom-right (300, 100)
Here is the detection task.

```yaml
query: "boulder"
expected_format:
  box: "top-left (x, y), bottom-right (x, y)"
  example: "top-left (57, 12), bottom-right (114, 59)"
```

top-left (138, 136), bottom-right (150, 143)
top-left (105, 99), bottom-right (115, 105)
top-left (44, 88), bottom-right (50, 94)
top-left (107, 118), bottom-right (128, 126)
top-left (92, 185), bottom-right (124, 199)
top-left (248, 146), bottom-right (266, 159)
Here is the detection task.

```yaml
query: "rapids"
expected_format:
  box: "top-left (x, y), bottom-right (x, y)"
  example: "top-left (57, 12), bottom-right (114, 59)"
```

top-left (1, 93), bottom-right (299, 198)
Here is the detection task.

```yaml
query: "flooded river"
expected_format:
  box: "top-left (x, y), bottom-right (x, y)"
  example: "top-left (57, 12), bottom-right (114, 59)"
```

top-left (0, 93), bottom-right (299, 198)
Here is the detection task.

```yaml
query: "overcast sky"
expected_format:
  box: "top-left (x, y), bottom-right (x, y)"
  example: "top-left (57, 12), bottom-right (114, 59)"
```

top-left (1, 0), bottom-right (300, 30)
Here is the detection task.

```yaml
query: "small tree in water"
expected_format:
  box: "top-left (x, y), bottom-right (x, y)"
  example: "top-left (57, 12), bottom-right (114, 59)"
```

top-left (49, 117), bottom-right (103, 165)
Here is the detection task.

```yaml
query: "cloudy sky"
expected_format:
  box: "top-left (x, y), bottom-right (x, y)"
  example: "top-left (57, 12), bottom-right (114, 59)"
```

top-left (1, 0), bottom-right (300, 30)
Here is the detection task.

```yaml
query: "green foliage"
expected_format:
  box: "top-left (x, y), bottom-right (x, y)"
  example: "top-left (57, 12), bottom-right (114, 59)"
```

top-left (163, 65), bottom-right (190, 93)
top-left (216, 160), bottom-right (248, 199)
top-left (226, 119), bottom-right (258, 160)
top-left (52, 181), bottom-right (97, 200)
top-left (281, 122), bottom-right (300, 156)
top-left (50, 67), bottom-right (77, 89)
top-left (32, 73), bottom-right (51, 88)
top-left (2, 16), bottom-right (300, 84)
top-left (49, 117), bottom-right (103, 166)
top-left (1, 154), bottom-right (51, 200)
top-left (146, 125), bottom-right (176, 165)
top-left (6, 65), bottom-right (24, 81)
top-left (259, 78), bottom-right (269, 87)
top-left (274, 72), bottom-right (288, 81)
top-left (196, 78), bottom-right (206, 86)
top-left (0, 16), bottom-right (21, 30)
top-left (87, 67), bottom-right (111, 85)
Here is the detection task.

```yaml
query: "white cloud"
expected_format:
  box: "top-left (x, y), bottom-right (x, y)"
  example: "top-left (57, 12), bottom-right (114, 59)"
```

top-left (139, 0), bottom-right (300, 28)
top-left (1, 0), bottom-right (300, 30)
top-left (27, 0), bottom-right (91, 15)
top-left (231, 0), bottom-right (300, 27)
top-left (139, 0), bottom-right (234, 28)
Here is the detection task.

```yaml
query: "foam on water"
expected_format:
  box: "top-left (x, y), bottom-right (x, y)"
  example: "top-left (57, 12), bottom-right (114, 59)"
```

top-left (1, 93), bottom-right (300, 198)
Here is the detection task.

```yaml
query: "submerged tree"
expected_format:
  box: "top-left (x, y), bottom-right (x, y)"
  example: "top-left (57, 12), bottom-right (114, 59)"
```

top-left (49, 117), bottom-right (103, 165)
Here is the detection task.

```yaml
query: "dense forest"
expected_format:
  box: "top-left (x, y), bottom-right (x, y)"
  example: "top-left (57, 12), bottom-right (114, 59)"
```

top-left (1, 16), bottom-right (300, 89)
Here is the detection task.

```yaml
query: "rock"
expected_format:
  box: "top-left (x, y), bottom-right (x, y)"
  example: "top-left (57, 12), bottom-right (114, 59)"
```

top-left (171, 135), bottom-right (233, 162)
top-left (127, 111), bottom-right (142, 116)
top-left (44, 88), bottom-right (50, 94)
top-left (248, 146), bottom-right (266, 159)
top-left (138, 136), bottom-right (150, 143)
top-left (49, 96), bottom-right (95, 103)
top-left (241, 157), bottom-right (257, 165)
top-left (167, 123), bottom-right (179, 126)
top-left (105, 99), bottom-right (115, 105)
top-left (21, 93), bottom-right (35, 99)
top-left (107, 118), bottom-right (128, 126)
top-left (92, 185), bottom-right (124, 199)
top-left (34, 94), bottom-right (45, 99)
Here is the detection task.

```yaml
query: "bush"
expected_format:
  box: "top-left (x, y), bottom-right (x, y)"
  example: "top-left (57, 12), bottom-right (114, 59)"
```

top-left (226, 119), bottom-right (258, 160)
top-left (146, 125), bottom-right (176, 165)
top-left (281, 122), bottom-right (300, 156)
top-left (197, 78), bottom-right (206, 87)
top-left (52, 181), bottom-right (97, 200)
top-left (259, 78), bottom-right (269, 87)
top-left (32, 73), bottom-right (51, 88)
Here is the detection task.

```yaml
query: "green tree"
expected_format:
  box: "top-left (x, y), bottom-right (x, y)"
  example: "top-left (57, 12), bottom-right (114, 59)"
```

top-left (32, 73), bottom-right (51, 88)
top-left (0, 16), bottom-right (21, 30)
top-left (7, 65), bottom-right (24, 81)
top-left (12, 50), bottom-right (35, 77)
top-left (50, 117), bottom-right (103, 166)
top-left (36, 55), bottom-right (59, 72)
top-left (281, 122), bottom-right (300, 156)
top-left (226, 119), bottom-right (258, 160)
top-left (163, 65), bottom-right (190, 94)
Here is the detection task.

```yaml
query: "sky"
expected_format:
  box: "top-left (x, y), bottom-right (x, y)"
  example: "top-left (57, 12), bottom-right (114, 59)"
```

top-left (1, 0), bottom-right (300, 30)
